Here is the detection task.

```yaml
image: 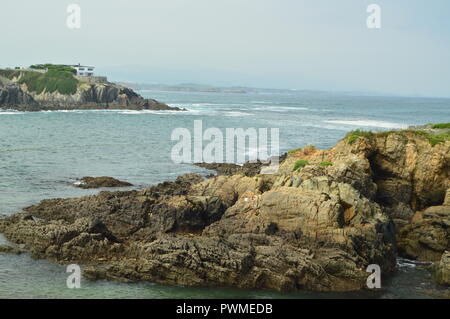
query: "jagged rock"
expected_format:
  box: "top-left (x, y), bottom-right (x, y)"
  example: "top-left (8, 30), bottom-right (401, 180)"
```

top-left (371, 132), bottom-right (449, 211)
top-left (397, 205), bottom-right (450, 261)
top-left (75, 176), bottom-right (133, 189)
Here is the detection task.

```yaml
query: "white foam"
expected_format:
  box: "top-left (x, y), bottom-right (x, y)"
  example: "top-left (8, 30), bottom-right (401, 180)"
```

top-left (324, 120), bottom-right (408, 129)
top-left (0, 111), bottom-right (25, 115)
top-left (222, 111), bottom-right (252, 117)
top-left (253, 106), bottom-right (308, 112)
top-left (117, 110), bottom-right (186, 115)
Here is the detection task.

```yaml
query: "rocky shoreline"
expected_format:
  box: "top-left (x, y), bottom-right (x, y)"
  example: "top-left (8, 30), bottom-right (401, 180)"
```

top-left (0, 70), bottom-right (184, 112)
top-left (0, 127), bottom-right (448, 292)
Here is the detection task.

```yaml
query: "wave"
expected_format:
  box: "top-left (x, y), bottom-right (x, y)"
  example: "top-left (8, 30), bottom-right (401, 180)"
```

top-left (222, 111), bottom-right (252, 117)
top-left (253, 106), bottom-right (308, 112)
top-left (0, 111), bottom-right (25, 115)
top-left (324, 120), bottom-right (408, 129)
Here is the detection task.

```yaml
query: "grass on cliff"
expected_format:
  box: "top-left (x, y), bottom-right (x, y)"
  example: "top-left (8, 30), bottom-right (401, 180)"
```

top-left (293, 160), bottom-right (309, 172)
top-left (399, 130), bottom-right (450, 146)
top-left (425, 131), bottom-right (450, 146)
top-left (0, 65), bottom-right (79, 95)
top-left (431, 123), bottom-right (450, 129)
top-left (346, 128), bottom-right (450, 147)
top-left (346, 130), bottom-right (374, 144)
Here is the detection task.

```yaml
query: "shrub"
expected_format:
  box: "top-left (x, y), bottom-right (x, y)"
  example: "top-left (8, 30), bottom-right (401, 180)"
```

top-left (346, 130), bottom-right (374, 144)
top-left (293, 160), bottom-right (309, 171)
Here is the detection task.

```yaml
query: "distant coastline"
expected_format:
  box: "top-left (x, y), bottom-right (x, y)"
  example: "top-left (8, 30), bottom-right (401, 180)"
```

top-left (0, 64), bottom-right (183, 112)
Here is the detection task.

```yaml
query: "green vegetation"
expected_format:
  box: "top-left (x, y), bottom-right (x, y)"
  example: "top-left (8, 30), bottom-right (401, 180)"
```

top-left (293, 160), bottom-right (309, 172)
top-left (30, 64), bottom-right (77, 74)
top-left (426, 131), bottom-right (450, 146)
top-left (346, 130), bottom-right (374, 144)
top-left (374, 129), bottom-right (449, 147)
top-left (0, 64), bottom-right (79, 95)
top-left (396, 130), bottom-right (450, 147)
top-left (319, 161), bottom-right (333, 167)
top-left (342, 124), bottom-right (450, 147)
top-left (431, 123), bottom-right (450, 129)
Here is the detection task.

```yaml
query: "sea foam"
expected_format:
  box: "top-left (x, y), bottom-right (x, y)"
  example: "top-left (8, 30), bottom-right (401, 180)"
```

top-left (324, 120), bottom-right (408, 129)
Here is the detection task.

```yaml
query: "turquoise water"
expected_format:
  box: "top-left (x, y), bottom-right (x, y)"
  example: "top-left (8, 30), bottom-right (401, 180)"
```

top-left (0, 90), bottom-right (449, 298)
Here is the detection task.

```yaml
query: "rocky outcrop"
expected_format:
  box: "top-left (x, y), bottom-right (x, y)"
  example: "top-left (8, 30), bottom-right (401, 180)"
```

top-left (0, 76), bottom-right (38, 108)
top-left (432, 252), bottom-right (450, 286)
top-left (194, 155), bottom-right (287, 178)
top-left (194, 161), bottom-right (266, 177)
top-left (276, 129), bottom-right (449, 273)
top-left (0, 244), bottom-right (25, 255)
top-left (0, 127), bottom-right (448, 291)
top-left (397, 203), bottom-right (449, 261)
top-left (74, 176), bottom-right (133, 189)
top-left (0, 175), bottom-right (396, 292)
top-left (0, 71), bottom-right (182, 111)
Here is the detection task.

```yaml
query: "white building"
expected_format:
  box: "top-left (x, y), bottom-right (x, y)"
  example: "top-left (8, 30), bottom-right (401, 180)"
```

top-left (71, 64), bottom-right (95, 76)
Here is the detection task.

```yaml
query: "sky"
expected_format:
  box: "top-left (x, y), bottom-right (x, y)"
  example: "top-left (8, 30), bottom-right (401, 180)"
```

top-left (1, 0), bottom-right (450, 97)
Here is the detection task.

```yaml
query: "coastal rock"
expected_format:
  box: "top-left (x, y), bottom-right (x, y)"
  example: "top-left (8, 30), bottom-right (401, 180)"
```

top-left (1, 128), bottom-right (448, 292)
top-left (0, 70), bottom-right (183, 111)
top-left (0, 76), bottom-right (38, 108)
top-left (0, 244), bottom-right (25, 255)
top-left (432, 252), bottom-right (450, 286)
top-left (371, 132), bottom-right (449, 211)
top-left (397, 204), bottom-right (450, 261)
top-left (270, 130), bottom-right (449, 264)
top-left (75, 176), bottom-right (133, 189)
top-left (0, 170), bottom-right (396, 292)
top-left (194, 161), bottom-right (264, 177)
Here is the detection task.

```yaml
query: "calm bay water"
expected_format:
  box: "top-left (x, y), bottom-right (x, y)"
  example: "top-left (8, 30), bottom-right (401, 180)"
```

top-left (0, 90), bottom-right (449, 298)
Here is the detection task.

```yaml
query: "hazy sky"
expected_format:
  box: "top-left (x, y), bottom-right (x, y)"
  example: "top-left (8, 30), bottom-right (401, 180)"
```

top-left (1, 0), bottom-right (450, 97)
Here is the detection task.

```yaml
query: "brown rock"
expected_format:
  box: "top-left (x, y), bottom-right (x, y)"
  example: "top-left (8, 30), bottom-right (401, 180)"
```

top-left (432, 252), bottom-right (450, 286)
top-left (75, 176), bottom-right (133, 189)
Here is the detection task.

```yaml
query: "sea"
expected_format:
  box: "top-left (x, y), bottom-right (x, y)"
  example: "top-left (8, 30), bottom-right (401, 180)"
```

top-left (0, 89), bottom-right (449, 298)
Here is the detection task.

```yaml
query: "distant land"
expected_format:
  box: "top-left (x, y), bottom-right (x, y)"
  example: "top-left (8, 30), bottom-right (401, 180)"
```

top-left (117, 82), bottom-right (248, 94)
top-left (116, 81), bottom-right (450, 99)
top-left (0, 64), bottom-right (183, 112)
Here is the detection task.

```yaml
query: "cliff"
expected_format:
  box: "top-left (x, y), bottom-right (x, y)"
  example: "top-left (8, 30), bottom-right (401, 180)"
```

top-left (0, 126), bottom-right (448, 292)
top-left (0, 69), bottom-right (182, 111)
top-left (0, 75), bottom-right (38, 108)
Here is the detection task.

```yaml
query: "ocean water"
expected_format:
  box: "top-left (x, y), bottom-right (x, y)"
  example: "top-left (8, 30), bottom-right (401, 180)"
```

top-left (0, 90), bottom-right (449, 298)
